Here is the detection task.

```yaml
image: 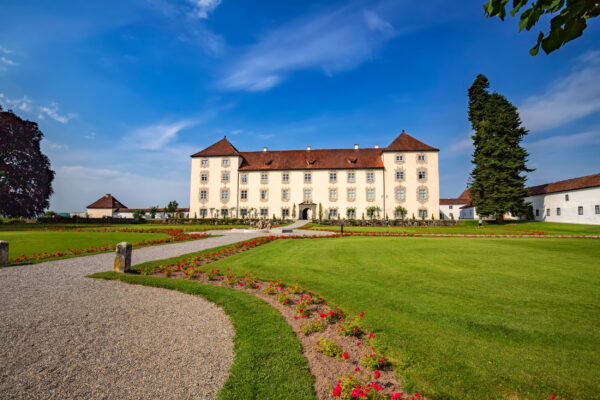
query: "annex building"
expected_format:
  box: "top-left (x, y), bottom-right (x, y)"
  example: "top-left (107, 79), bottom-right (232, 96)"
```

top-left (189, 132), bottom-right (440, 220)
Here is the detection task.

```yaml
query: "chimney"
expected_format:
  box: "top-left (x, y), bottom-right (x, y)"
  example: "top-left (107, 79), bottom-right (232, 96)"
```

top-left (374, 144), bottom-right (379, 149)
top-left (263, 147), bottom-right (268, 152)
top-left (354, 144), bottom-right (359, 150)
top-left (307, 145), bottom-right (311, 151)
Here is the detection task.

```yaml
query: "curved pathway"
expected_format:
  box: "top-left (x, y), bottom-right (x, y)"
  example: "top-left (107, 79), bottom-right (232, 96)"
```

top-left (0, 232), bottom-right (270, 399)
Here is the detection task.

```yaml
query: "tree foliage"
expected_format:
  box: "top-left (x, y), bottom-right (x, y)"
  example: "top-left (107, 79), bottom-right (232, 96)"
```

top-left (483, 0), bottom-right (600, 55)
top-left (165, 200), bottom-right (178, 218)
top-left (468, 74), bottom-right (533, 220)
top-left (0, 106), bottom-right (55, 218)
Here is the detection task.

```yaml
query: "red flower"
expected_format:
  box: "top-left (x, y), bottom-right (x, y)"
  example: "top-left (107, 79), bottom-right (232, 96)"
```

top-left (332, 384), bottom-right (342, 397)
top-left (374, 370), bottom-right (380, 379)
top-left (359, 312), bottom-right (365, 317)
top-left (357, 341), bottom-right (362, 346)
top-left (368, 332), bottom-right (375, 339)
top-left (342, 352), bottom-right (349, 360)
top-left (354, 366), bottom-right (360, 372)
top-left (319, 313), bottom-right (326, 318)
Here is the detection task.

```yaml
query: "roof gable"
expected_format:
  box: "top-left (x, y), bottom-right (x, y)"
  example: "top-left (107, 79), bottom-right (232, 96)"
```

top-left (87, 194), bottom-right (127, 209)
top-left (385, 132), bottom-right (439, 152)
top-left (191, 137), bottom-right (240, 157)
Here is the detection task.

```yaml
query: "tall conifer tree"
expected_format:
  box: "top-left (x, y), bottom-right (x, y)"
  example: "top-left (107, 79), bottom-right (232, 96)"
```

top-left (468, 74), bottom-right (532, 220)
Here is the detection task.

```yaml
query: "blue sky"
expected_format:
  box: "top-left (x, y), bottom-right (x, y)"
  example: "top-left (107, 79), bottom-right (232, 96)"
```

top-left (1, 0), bottom-right (599, 212)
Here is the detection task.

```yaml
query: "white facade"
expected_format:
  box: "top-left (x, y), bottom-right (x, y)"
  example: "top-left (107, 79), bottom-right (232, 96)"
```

top-left (526, 186), bottom-right (600, 225)
top-left (189, 135), bottom-right (440, 220)
top-left (439, 203), bottom-right (466, 220)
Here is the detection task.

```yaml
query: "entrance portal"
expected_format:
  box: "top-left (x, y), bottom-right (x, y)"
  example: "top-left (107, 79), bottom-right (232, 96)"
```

top-left (299, 202), bottom-right (316, 220)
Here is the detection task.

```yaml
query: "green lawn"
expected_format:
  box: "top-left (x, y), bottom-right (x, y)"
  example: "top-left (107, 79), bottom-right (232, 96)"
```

top-left (305, 220), bottom-right (600, 236)
top-left (0, 223), bottom-right (248, 232)
top-left (199, 236), bottom-right (600, 400)
top-left (89, 272), bottom-right (316, 400)
top-left (1, 230), bottom-right (171, 261)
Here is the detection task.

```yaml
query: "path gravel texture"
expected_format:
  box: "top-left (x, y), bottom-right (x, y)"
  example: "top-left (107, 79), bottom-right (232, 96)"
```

top-left (0, 231), bottom-right (272, 400)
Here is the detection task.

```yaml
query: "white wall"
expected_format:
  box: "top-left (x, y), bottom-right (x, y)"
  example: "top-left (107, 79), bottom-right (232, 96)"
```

top-left (439, 204), bottom-right (465, 220)
top-left (526, 186), bottom-right (600, 225)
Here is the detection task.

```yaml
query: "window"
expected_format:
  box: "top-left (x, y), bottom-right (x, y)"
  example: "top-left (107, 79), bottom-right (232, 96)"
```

top-left (556, 208), bottom-right (561, 216)
top-left (366, 172), bottom-right (374, 183)
top-left (260, 189), bottom-right (268, 200)
top-left (418, 209), bottom-right (428, 218)
top-left (348, 188), bottom-right (356, 201)
top-left (565, 194), bottom-right (569, 201)
top-left (596, 205), bottom-right (600, 215)
top-left (200, 190), bottom-right (207, 200)
top-left (199, 208), bottom-right (207, 217)
top-left (536, 209), bottom-right (539, 216)
top-left (221, 190), bottom-right (229, 200)
top-left (222, 158), bottom-right (230, 166)
top-left (367, 188), bottom-right (375, 200)
top-left (282, 189), bottom-right (290, 200)
top-left (201, 159), bottom-right (208, 166)
top-left (449, 205), bottom-right (453, 209)
top-left (222, 172), bottom-right (229, 182)
top-left (240, 208), bottom-right (248, 217)
top-left (261, 173), bottom-right (268, 184)
top-left (282, 208), bottom-right (290, 217)
top-left (395, 188), bottom-right (405, 201)
top-left (260, 208), bottom-right (269, 217)
top-left (221, 209), bottom-right (228, 218)
top-left (201, 173), bottom-right (208, 182)
top-left (329, 189), bottom-right (337, 200)
top-left (329, 209), bottom-right (337, 218)
top-left (396, 171), bottom-right (404, 180)
top-left (418, 171), bottom-right (426, 180)
top-left (546, 208), bottom-right (550, 216)
top-left (241, 173), bottom-right (248, 183)
top-left (578, 206), bottom-right (583, 215)
top-left (347, 172), bottom-right (355, 183)
top-left (304, 189), bottom-right (312, 200)
top-left (347, 208), bottom-right (356, 218)
top-left (395, 155), bottom-right (403, 162)
top-left (282, 172), bottom-right (289, 183)
top-left (240, 190), bottom-right (248, 200)
top-left (417, 154), bottom-right (426, 161)
top-left (418, 188), bottom-right (427, 200)
top-left (330, 172), bottom-right (337, 183)
top-left (304, 172), bottom-right (312, 183)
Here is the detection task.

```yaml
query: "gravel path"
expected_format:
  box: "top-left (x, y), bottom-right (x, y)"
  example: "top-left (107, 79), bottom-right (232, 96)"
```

top-left (0, 232), bottom-right (267, 400)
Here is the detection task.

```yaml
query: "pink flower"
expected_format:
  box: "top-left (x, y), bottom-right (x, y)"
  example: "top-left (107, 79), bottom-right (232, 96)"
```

top-left (342, 352), bottom-right (349, 360)
top-left (390, 393), bottom-right (403, 400)
top-left (369, 332), bottom-right (375, 339)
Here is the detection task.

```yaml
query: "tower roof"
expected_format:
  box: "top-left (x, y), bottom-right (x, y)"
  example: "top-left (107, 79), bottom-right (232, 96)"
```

top-left (191, 137), bottom-right (241, 157)
top-left (385, 132), bottom-right (439, 152)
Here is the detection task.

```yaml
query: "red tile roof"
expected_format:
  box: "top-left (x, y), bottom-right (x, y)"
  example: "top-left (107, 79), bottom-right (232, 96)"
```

top-left (191, 137), bottom-right (240, 157)
top-left (191, 132), bottom-right (437, 170)
top-left (114, 208), bottom-right (190, 213)
top-left (527, 173), bottom-right (600, 196)
top-left (87, 194), bottom-right (127, 209)
top-left (238, 148), bottom-right (384, 171)
top-left (385, 132), bottom-right (439, 152)
top-left (439, 198), bottom-right (469, 205)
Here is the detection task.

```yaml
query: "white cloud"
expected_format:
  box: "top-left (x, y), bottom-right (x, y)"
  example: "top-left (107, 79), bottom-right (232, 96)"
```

top-left (230, 129), bottom-right (243, 135)
top-left (220, 4), bottom-right (400, 91)
top-left (258, 133), bottom-right (275, 140)
top-left (44, 140), bottom-right (69, 151)
top-left (0, 56), bottom-right (18, 66)
top-left (39, 102), bottom-right (77, 123)
top-left (526, 130), bottom-right (600, 148)
top-left (0, 93), bottom-right (32, 112)
top-left (519, 51), bottom-right (600, 132)
top-left (446, 131), bottom-right (473, 155)
top-left (190, 0), bottom-right (222, 19)
top-left (0, 45), bottom-right (12, 54)
top-left (128, 119), bottom-right (199, 150)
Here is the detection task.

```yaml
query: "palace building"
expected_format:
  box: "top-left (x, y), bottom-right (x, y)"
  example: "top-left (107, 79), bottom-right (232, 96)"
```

top-left (189, 132), bottom-right (440, 220)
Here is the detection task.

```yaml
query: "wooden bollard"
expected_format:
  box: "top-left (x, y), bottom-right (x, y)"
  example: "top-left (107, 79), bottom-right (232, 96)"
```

top-left (0, 241), bottom-right (8, 268)
top-left (114, 242), bottom-right (132, 273)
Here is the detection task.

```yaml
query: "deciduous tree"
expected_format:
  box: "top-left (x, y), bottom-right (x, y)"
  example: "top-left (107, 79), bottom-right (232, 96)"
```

top-left (0, 106), bottom-right (54, 218)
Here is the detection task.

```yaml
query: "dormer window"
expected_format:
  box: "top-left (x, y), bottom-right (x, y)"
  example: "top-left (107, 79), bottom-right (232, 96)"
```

top-left (264, 160), bottom-right (273, 166)
top-left (306, 159), bottom-right (316, 166)
top-left (347, 158), bottom-right (357, 165)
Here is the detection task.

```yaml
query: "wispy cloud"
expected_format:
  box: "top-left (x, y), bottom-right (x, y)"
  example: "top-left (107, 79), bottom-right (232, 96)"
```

top-left (1, 56), bottom-right (18, 66)
top-left (128, 119), bottom-right (199, 150)
top-left (0, 45), bottom-right (12, 54)
top-left (189, 0), bottom-right (221, 19)
top-left (221, 3), bottom-right (401, 91)
top-left (0, 93), bottom-right (32, 112)
top-left (44, 140), bottom-right (69, 151)
top-left (526, 130), bottom-right (600, 148)
top-left (38, 102), bottom-right (77, 123)
top-left (519, 51), bottom-right (600, 132)
top-left (445, 131), bottom-right (473, 155)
